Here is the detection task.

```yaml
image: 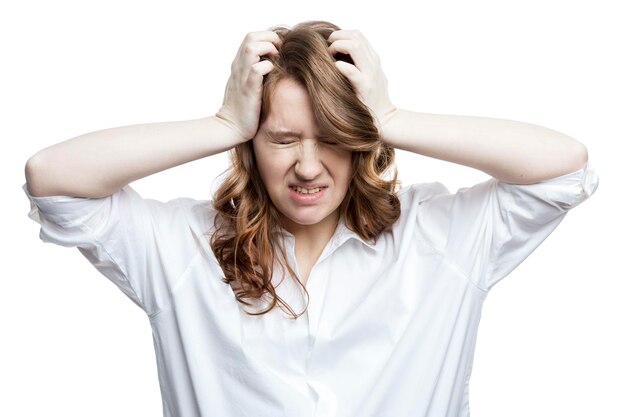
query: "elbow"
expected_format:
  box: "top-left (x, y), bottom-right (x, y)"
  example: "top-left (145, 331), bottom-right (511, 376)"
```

top-left (556, 141), bottom-right (589, 178)
top-left (25, 153), bottom-right (44, 176)
top-left (577, 142), bottom-right (589, 170)
top-left (24, 154), bottom-right (46, 197)
top-left (567, 141), bottom-right (589, 173)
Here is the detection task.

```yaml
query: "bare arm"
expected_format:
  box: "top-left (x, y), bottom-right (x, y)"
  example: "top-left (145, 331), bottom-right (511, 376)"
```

top-left (380, 109), bottom-right (589, 185)
top-left (25, 30), bottom-right (283, 199)
top-left (25, 116), bottom-right (244, 198)
top-left (325, 30), bottom-right (588, 185)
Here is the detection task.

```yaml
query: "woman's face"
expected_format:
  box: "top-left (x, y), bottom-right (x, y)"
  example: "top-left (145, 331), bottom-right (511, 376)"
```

top-left (252, 78), bottom-right (353, 234)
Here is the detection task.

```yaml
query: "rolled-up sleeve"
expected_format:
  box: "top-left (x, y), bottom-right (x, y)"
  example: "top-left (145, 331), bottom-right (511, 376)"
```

top-left (22, 182), bottom-right (205, 317)
top-left (418, 160), bottom-right (600, 291)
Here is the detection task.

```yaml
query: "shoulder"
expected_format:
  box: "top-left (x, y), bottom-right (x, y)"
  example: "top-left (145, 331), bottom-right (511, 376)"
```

top-left (174, 197), bottom-right (217, 232)
top-left (136, 193), bottom-right (217, 243)
top-left (392, 181), bottom-right (452, 237)
top-left (397, 181), bottom-right (451, 207)
top-left (393, 180), bottom-right (475, 253)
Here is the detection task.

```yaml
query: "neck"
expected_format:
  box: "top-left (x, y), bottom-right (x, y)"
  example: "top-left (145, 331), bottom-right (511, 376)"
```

top-left (280, 210), bottom-right (340, 248)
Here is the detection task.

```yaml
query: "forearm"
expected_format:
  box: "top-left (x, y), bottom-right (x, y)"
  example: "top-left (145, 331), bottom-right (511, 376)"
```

top-left (381, 109), bottom-right (589, 184)
top-left (25, 115), bottom-right (244, 198)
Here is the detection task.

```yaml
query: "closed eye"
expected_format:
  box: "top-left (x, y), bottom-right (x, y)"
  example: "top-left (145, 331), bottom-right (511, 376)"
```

top-left (267, 136), bottom-right (295, 145)
top-left (271, 139), bottom-right (337, 146)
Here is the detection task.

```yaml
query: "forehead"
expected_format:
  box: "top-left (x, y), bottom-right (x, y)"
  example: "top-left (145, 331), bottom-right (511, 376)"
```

top-left (263, 78), bottom-right (319, 134)
top-left (271, 78), bottom-right (310, 107)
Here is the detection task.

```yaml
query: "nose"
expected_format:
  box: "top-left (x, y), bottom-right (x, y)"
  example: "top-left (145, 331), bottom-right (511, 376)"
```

top-left (294, 141), bottom-right (324, 180)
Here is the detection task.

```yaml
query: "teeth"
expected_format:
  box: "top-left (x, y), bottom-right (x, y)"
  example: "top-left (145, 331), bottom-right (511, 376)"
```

top-left (292, 186), bottom-right (322, 194)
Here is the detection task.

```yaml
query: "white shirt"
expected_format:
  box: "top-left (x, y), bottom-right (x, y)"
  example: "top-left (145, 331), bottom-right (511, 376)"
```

top-left (22, 161), bottom-right (599, 417)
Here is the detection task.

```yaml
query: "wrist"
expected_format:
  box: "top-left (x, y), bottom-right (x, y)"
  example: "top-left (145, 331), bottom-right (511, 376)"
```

top-left (377, 106), bottom-right (399, 144)
top-left (211, 113), bottom-right (248, 145)
top-left (208, 115), bottom-right (249, 152)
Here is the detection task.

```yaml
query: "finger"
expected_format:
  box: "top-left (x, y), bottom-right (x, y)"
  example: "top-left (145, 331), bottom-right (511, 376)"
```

top-left (327, 38), bottom-right (353, 56)
top-left (251, 41), bottom-right (281, 58)
top-left (334, 60), bottom-right (363, 87)
top-left (328, 39), bottom-right (369, 73)
top-left (248, 60), bottom-right (275, 81)
top-left (238, 41), bottom-right (279, 69)
top-left (327, 29), bottom-right (361, 43)
top-left (247, 30), bottom-right (283, 50)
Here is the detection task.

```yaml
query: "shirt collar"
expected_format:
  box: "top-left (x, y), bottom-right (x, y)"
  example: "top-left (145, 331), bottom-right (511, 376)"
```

top-left (274, 216), bottom-right (378, 252)
top-left (333, 216), bottom-right (378, 251)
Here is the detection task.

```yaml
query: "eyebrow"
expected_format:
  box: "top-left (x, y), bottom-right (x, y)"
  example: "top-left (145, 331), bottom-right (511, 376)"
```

top-left (264, 130), bottom-right (324, 139)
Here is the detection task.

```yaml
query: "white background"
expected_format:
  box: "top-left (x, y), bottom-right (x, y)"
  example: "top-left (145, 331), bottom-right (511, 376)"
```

top-left (3, 0), bottom-right (622, 416)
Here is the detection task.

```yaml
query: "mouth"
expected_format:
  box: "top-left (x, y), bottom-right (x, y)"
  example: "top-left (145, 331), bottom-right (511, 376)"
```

top-left (288, 185), bottom-right (328, 195)
top-left (288, 185), bottom-right (328, 203)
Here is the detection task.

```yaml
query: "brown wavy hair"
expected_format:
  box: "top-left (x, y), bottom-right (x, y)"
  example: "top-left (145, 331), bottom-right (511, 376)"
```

top-left (209, 20), bottom-right (401, 319)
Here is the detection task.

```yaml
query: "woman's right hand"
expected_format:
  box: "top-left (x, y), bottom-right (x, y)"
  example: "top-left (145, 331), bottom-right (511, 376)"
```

top-left (215, 31), bottom-right (282, 143)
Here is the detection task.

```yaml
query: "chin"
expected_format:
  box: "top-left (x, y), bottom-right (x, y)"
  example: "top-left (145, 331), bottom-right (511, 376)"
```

top-left (281, 210), bottom-right (328, 226)
top-left (288, 215), bottom-right (324, 226)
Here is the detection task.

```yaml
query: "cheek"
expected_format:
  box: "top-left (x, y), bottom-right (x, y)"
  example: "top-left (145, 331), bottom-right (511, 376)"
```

top-left (256, 152), bottom-right (291, 183)
top-left (333, 152), bottom-right (353, 184)
top-left (253, 144), bottom-right (275, 171)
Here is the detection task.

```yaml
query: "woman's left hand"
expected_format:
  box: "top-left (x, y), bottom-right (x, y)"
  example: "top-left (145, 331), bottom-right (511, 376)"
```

top-left (327, 29), bottom-right (397, 138)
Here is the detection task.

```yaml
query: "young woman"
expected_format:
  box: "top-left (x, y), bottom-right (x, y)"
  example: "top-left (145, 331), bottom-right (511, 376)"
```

top-left (23, 20), bottom-right (598, 417)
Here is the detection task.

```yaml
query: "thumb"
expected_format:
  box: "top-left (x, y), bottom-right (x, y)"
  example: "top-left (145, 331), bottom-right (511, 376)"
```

top-left (334, 60), bottom-right (360, 84)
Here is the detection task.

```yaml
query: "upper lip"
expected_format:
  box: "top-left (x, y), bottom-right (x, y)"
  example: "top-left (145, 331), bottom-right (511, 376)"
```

top-left (289, 183), bottom-right (328, 189)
